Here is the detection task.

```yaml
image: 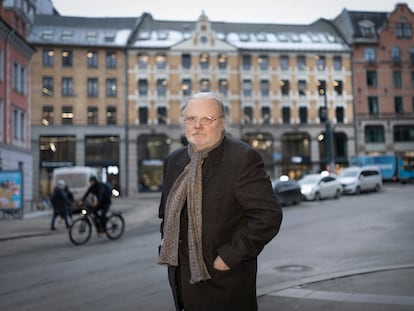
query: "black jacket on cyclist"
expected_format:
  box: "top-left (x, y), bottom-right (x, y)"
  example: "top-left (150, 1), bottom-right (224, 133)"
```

top-left (82, 177), bottom-right (111, 231)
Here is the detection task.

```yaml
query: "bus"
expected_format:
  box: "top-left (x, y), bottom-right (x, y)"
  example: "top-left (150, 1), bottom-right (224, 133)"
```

top-left (350, 155), bottom-right (414, 183)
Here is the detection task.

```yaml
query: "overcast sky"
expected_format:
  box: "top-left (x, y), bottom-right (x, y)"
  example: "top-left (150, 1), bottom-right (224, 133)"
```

top-left (52, 0), bottom-right (413, 24)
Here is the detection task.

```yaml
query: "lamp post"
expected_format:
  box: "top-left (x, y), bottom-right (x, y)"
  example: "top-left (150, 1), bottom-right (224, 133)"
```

top-left (322, 89), bottom-right (335, 173)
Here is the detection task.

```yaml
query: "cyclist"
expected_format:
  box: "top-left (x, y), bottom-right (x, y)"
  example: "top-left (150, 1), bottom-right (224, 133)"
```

top-left (80, 176), bottom-right (112, 233)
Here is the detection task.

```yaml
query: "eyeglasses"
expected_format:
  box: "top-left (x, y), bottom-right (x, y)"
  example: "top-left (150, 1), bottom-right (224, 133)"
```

top-left (182, 116), bottom-right (223, 125)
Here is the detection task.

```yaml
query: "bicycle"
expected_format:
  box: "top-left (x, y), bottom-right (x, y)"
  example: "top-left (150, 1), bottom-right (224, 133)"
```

top-left (69, 204), bottom-right (125, 246)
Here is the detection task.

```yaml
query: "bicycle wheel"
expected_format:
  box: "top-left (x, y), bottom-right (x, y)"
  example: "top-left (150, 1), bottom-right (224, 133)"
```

top-left (69, 217), bottom-right (92, 245)
top-left (105, 213), bottom-right (125, 240)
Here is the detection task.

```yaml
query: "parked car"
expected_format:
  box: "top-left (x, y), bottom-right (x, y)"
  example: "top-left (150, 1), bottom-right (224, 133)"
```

top-left (337, 166), bottom-right (382, 194)
top-left (272, 177), bottom-right (302, 206)
top-left (298, 173), bottom-right (342, 201)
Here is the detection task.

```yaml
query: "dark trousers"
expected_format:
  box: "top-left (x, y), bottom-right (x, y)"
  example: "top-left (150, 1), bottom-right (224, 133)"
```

top-left (93, 202), bottom-right (110, 231)
top-left (51, 208), bottom-right (70, 229)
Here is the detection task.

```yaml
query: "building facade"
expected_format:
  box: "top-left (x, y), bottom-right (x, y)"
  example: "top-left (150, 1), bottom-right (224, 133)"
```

top-left (0, 0), bottom-right (35, 205)
top-left (334, 3), bottom-right (414, 168)
top-left (28, 14), bottom-right (136, 199)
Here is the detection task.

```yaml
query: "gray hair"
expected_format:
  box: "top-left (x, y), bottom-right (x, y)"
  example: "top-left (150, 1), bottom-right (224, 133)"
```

top-left (181, 92), bottom-right (226, 118)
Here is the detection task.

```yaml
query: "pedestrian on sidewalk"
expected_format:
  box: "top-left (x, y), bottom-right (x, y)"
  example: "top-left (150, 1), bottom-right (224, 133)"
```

top-left (50, 179), bottom-right (70, 230)
top-left (158, 92), bottom-right (283, 311)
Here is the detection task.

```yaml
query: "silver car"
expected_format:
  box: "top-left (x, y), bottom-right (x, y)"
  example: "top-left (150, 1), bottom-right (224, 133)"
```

top-left (298, 173), bottom-right (342, 201)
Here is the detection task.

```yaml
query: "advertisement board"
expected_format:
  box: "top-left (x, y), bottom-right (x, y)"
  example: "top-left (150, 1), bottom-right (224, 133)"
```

top-left (0, 171), bottom-right (23, 210)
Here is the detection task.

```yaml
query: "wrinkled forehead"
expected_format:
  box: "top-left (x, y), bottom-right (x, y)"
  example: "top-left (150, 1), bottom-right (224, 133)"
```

top-left (183, 98), bottom-right (222, 116)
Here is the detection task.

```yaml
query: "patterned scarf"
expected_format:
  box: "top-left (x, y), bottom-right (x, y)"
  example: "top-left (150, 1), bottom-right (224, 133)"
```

top-left (159, 138), bottom-right (223, 284)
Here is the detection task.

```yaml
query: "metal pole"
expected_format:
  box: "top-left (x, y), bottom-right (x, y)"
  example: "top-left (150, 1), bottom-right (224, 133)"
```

top-left (324, 91), bottom-right (335, 173)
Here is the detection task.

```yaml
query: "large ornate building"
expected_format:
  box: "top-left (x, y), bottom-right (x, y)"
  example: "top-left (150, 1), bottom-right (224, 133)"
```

top-left (27, 3), bottom-right (414, 199)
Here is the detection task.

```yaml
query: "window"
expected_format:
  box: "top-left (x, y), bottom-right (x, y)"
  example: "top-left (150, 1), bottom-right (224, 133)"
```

top-left (218, 79), bottom-right (228, 97)
top-left (87, 106), bottom-right (98, 125)
top-left (243, 79), bottom-right (252, 97)
top-left (157, 107), bottom-right (167, 124)
top-left (85, 136), bottom-right (119, 163)
top-left (182, 54), bottom-right (191, 69)
top-left (42, 76), bottom-right (54, 96)
top-left (299, 107), bottom-right (307, 124)
top-left (13, 62), bottom-right (25, 94)
top-left (261, 106), bottom-right (271, 124)
top-left (391, 47), bottom-right (401, 63)
top-left (106, 78), bottom-right (117, 97)
top-left (42, 106), bottom-right (54, 126)
top-left (319, 107), bottom-right (327, 122)
top-left (366, 71), bottom-right (377, 87)
top-left (138, 79), bottom-right (148, 96)
top-left (333, 56), bottom-right (342, 71)
top-left (181, 79), bottom-right (192, 96)
top-left (394, 97), bottom-right (404, 115)
top-left (106, 51), bottom-right (117, 68)
top-left (298, 80), bottom-right (307, 96)
top-left (364, 48), bottom-right (376, 63)
top-left (62, 77), bottom-right (73, 96)
top-left (107, 106), bottom-right (116, 125)
top-left (242, 54), bottom-right (251, 70)
top-left (87, 78), bottom-right (98, 97)
top-left (43, 48), bottom-right (54, 66)
top-left (12, 109), bottom-right (25, 141)
top-left (282, 107), bottom-right (290, 124)
top-left (316, 55), bottom-right (326, 71)
top-left (156, 53), bottom-right (167, 69)
top-left (217, 54), bottom-right (227, 70)
top-left (410, 47), bottom-right (414, 64)
top-left (281, 80), bottom-right (290, 96)
top-left (297, 55), bottom-right (306, 70)
top-left (280, 55), bottom-right (289, 70)
top-left (394, 125), bottom-right (414, 142)
top-left (258, 54), bottom-right (269, 70)
top-left (138, 107), bottom-right (148, 124)
top-left (87, 51), bottom-right (98, 68)
top-left (368, 96), bottom-right (379, 115)
top-left (260, 80), bottom-right (270, 97)
top-left (336, 107), bottom-right (344, 123)
top-left (200, 79), bottom-right (210, 92)
top-left (199, 53), bottom-right (209, 69)
top-left (138, 53), bottom-right (149, 69)
top-left (412, 71), bottom-right (414, 88)
top-left (62, 106), bottom-right (73, 125)
top-left (395, 23), bottom-right (412, 38)
top-left (393, 71), bottom-right (402, 89)
top-left (334, 80), bottom-right (343, 96)
top-left (62, 50), bottom-right (73, 67)
top-left (156, 78), bottom-right (167, 97)
top-left (243, 106), bottom-right (253, 124)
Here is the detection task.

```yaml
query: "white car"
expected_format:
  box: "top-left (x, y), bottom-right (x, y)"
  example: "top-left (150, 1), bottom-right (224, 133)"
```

top-left (337, 166), bottom-right (382, 194)
top-left (298, 174), bottom-right (342, 201)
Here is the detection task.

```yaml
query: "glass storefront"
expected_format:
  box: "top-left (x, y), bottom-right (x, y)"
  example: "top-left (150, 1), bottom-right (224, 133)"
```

top-left (137, 134), bottom-right (171, 192)
top-left (39, 136), bottom-right (76, 197)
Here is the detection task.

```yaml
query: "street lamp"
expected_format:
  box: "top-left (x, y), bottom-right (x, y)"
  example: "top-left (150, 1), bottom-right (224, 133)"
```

top-left (320, 88), bottom-right (335, 173)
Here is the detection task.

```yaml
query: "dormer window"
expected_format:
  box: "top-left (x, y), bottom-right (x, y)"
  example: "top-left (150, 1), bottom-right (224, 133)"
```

top-left (358, 20), bottom-right (375, 38)
top-left (61, 31), bottom-right (73, 42)
top-left (157, 31), bottom-right (169, 40)
top-left (239, 33), bottom-right (249, 42)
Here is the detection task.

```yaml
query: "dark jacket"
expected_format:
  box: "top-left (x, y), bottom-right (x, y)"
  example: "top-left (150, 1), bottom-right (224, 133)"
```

top-left (159, 136), bottom-right (283, 311)
top-left (82, 181), bottom-right (111, 208)
top-left (51, 186), bottom-right (70, 215)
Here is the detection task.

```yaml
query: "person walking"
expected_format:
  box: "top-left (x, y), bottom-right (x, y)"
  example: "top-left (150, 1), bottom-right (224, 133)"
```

top-left (50, 179), bottom-right (70, 230)
top-left (158, 92), bottom-right (283, 311)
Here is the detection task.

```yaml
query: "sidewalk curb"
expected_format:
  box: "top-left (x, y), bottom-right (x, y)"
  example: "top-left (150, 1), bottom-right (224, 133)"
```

top-left (257, 264), bottom-right (414, 296)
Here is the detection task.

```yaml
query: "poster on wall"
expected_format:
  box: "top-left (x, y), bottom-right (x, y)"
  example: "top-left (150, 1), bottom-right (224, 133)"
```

top-left (0, 171), bottom-right (23, 210)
